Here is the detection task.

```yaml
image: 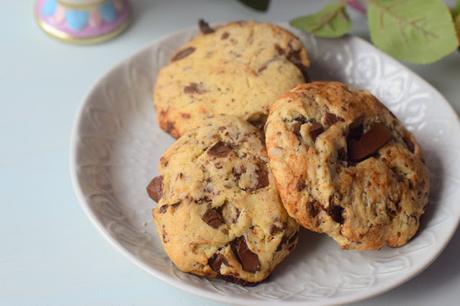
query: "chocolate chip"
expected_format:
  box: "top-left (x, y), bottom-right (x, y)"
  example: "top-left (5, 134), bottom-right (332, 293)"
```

top-left (208, 253), bottom-right (228, 272)
top-left (255, 164), bottom-right (269, 189)
top-left (247, 113), bottom-right (268, 130)
top-left (348, 123), bottom-right (392, 162)
top-left (184, 82), bottom-right (204, 94)
top-left (159, 205), bottom-right (168, 214)
top-left (208, 141), bottom-right (233, 157)
top-left (147, 176), bottom-right (163, 202)
top-left (324, 112), bottom-right (343, 125)
top-left (309, 122), bottom-right (324, 141)
top-left (231, 237), bottom-right (261, 273)
top-left (307, 201), bottom-right (319, 217)
top-left (328, 205), bottom-right (344, 224)
top-left (221, 32), bottom-right (229, 40)
top-left (181, 113), bottom-right (191, 119)
top-left (202, 208), bottom-right (225, 229)
top-left (198, 19), bottom-right (214, 34)
top-left (171, 47), bottom-right (196, 62)
top-left (403, 136), bottom-right (415, 153)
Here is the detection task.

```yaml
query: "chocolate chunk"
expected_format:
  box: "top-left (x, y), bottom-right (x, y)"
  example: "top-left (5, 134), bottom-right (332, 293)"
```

top-left (233, 208), bottom-right (241, 223)
top-left (232, 166), bottom-right (246, 181)
top-left (247, 113), bottom-right (268, 130)
top-left (403, 136), bottom-right (415, 153)
top-left (324, 112), bottom-right (343, 125)
top-left (309, 122), bottom-right (324, 141)
top-left (287, 232), bottom-right (298, 245)
top-left (159, 205), bottom-right (168, 214)
top-left (337, 147), bottom-right (347, 161)
top-left (274, 43), bottom-right (285, 55)
top-left (202, 208), bottom-right (225, 229)
top-left (208, 141), bottom-right (232, 157)
top-left (198, 19), bottom-right (214, 34)
top-left (328, 205), bottom-right (344, 224)
top-left (181, 113), bottom-right (191, 119)
top-left (287, 233), bottom-right (298, 251)
top-left (183, 82), bottom-right (204, 94)
top-left (348, 120), bottom-right (364, 140)
top-left (208, 253), bottom-right (228, 272)
top-left (293, 115), bottom-right (308, 124)
top-left (255, 164), bottom-right (269, 189)
top-left (296, 179), bottom-right (306, 191)
top-left (348, 123), bottom-right (392, 162)
top-left (147, 176), bottom-right (163, 202)
top-left (291, 115), bottom-right (309, 138)
top-left (165, 121), bottom-right (175, 134)
top-left (221, 32), bottom-right (229, 40)
top-left (287, 49), bottom-right (309, 82)
top-left (277, 232), bottom-right (298, 252)
top-left (196, 195), bottom-right (212, 204)
top-left (276, 237), bottom-right (285, 252)
top-left (307, 201), bottom-right (319, 217)
top-left (171, 201), bottom-right (181, 210)
top-left (171, 47), bottom-right (196, 62)
top-left (270, 225), bottom-right (283, 235)
top-left (231, 237), bottom-right (261, 273)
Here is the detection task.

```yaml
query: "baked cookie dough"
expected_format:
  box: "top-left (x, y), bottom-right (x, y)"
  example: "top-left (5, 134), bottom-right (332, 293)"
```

top-left (147, 116), bottom-right (299, 284)
top-left (265, 82), bottom-right (429, 250)
top-left (154, 20), bottom-right (310, 138)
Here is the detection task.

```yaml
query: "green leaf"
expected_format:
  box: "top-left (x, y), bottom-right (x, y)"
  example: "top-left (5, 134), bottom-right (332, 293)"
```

top-left (368, 0), bottom-right (459, 64)
top-left (290, 2), bottom-right (351, 38)
top-left (237, 0), bottom-right (270, 11)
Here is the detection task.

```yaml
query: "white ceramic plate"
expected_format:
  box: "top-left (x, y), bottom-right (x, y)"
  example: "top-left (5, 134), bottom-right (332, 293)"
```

top-left (70, 24), bottom-right (460, 306)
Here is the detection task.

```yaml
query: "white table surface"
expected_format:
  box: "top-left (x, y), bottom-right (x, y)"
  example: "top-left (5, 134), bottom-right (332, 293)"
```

top-left (2, 1), bottom-right (460, 305)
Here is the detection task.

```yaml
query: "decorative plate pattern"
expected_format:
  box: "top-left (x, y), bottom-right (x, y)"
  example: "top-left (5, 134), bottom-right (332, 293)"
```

top-left (70, 24), bottom-right (460, 306)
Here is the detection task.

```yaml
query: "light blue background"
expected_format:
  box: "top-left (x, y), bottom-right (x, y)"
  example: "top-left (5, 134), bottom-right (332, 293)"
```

top-left (1, 1), bottom-right (460, 305)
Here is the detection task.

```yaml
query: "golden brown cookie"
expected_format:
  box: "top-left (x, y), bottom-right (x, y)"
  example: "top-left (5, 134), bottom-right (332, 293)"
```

top-left (265, 82), bottom-right (429, 250)
top-left (154, 20), bottom-right (309, 138)
top-left (147, 116), bottom-right (298, 284)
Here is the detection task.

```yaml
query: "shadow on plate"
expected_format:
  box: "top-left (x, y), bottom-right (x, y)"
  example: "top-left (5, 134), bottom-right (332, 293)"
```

top-left (270, 229), bottom-right (324, 280)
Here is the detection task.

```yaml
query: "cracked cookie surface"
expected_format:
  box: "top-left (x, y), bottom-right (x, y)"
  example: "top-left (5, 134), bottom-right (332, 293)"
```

top-left (265, 82), bottom-right (429, 250)
top-left (154, 20), bottom-right (309, 138)
top-left (147, 116), bottom-right (299, 284)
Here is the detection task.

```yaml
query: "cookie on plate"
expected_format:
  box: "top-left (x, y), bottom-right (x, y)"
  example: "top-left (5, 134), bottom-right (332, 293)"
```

top-left (154, 20), bottom-right (309, 138)
top-left (265, 82), bottom-right (429, 250)
top-left (147, 116), bottom-right (299, 285)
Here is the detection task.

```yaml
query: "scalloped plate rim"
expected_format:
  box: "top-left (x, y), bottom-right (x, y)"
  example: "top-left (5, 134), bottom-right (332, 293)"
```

top-left (69, 23), bottom-right (460, 306)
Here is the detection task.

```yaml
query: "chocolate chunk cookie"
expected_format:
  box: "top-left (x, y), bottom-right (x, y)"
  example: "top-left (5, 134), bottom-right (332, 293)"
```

top-left (154, 20), bottom-right (310, 138)
top-left (147, 116), bottom-right (299, 284)
top-left (265, 82), bottom-right (429, 250)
